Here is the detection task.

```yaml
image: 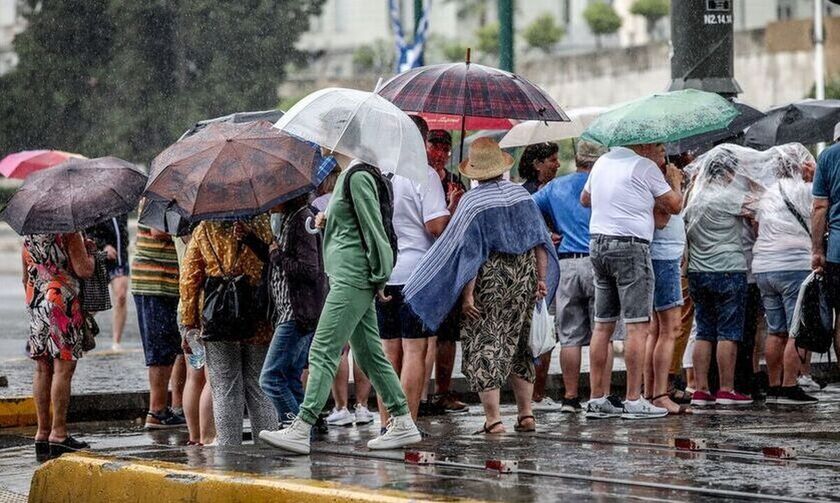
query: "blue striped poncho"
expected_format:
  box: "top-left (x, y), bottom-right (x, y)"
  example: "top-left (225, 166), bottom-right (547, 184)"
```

top-left (403, 180), bottom-right (560, 332)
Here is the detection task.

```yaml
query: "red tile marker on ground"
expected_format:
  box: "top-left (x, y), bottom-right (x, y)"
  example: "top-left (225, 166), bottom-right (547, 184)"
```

top-left (762, 447), bottom-right (797, 460)
top-left (669, 438), bottom-right (707, 451)
top-left (404, 451), bottom-right (436, 465)
top-left (485, 459), bottom-right (518, 473)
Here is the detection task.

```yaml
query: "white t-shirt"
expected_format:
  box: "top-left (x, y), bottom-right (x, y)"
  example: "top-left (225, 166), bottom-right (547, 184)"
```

top-left (388, 166), bottom-right (450, 285)
top-left (752, 179), bottom-right (813, 273)
top-left (584, 147), bottom-right (672, 241)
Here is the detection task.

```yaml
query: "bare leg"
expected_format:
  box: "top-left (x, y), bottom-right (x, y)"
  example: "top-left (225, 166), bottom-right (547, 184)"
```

top-left (589, 321), bottom-right (615, 399)
top-left (148, 365), bottom-right (174, 413)
top-left (379, 339), bottom-right (403, 424)
top-left (532, 351), bottom-right (552, 402)
top-left (477, 389), bottom-right (505, 432)
top-left (644, 316), bottom-right (659, 398)
top-left (717, 340), bottom-right (738, 392)
top-left (434, 341), bottom-right (457, 395)
top-left (48, 359), bottom-right (77, 442)
top-left (183, 365), bottom-right (205, 443)
top-left (400, 338), bottom-right (429, 420)
top-left (624, 321), bottom-right (650, 401)
top-left (764, 334), bottom-right (786, 387)
top-left (199, 368), bottom-right (216, 444)
top-left (560, 346), bottom-right (582, 399)
top-left (33, 359), bottom-right (53, 441)
top-left (693, 340), bottom-right (713, 392)
top-left (686, 368), bottom-right (696, 390)
top-left (782, 338), bottom-right (803, 387)
top-left (801, 351), bottom-right (812, 377)
top-left (331, 351), bottom-right (349, 410)
top-left (110, 276), bottom-right (129, 346)
top-left (170, 355), bottom-right (186, 409)
top-left (421, 336), bottom-right (436, 401)
top-left (651, 307), bottom-right (683, 413)
top-left (510, 375), bottom-right (535, 429)
top-left (352, 356), bottom-right (371, 408)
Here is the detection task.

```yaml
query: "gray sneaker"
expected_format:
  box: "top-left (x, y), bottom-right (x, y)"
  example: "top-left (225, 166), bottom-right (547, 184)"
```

top-left (622, 397), bottom-right (668, 419)
top-left (585, 395), bottom-right (624, 418)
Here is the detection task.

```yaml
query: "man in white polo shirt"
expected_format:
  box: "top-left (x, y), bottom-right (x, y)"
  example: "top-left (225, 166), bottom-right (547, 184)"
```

top-left (581, 143), bottom-right (682, 419)
top-left (376, 116), bottom-right (453, 426)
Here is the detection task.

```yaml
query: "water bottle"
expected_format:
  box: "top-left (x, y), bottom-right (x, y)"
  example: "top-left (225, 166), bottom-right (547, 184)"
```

top-left (186, 329), bottom-right (205, 370)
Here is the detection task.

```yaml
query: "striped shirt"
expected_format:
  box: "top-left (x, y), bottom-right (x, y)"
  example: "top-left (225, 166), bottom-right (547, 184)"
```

top-left (130, 224), bottom-right (180, 297)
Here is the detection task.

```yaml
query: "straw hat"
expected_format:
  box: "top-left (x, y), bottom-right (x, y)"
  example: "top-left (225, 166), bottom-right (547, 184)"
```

top-left (459, 137), bottom-right (514, 181)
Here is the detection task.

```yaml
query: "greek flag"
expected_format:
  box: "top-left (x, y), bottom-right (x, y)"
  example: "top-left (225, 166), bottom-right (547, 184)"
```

top-left (389, 0), bottom-right (432, 73)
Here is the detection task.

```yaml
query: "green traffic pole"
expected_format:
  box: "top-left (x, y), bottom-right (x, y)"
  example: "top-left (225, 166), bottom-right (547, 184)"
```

top-left (414, 0), bottom-right (423, 35)
top-left (498, 0), bottom-right (514, 72)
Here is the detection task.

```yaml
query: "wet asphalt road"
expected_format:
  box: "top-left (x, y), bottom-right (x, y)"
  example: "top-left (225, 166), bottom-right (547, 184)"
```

top-left (4, 393), bottom-right (840, 501)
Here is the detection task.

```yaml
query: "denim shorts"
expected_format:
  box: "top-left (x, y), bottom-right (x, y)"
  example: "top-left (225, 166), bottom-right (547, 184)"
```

top-left (687, 271), bottom-right (747, 342)
top-left (589, 235), bottom-right (654, 324)
top-left (376, 285), bottom-right (432, 340)
top-left (652, 259), bottom-right (684, 312)
top-left (754, 270), bottom-right (810, 335)
top-left (134, 294), bottom-right (182, 366)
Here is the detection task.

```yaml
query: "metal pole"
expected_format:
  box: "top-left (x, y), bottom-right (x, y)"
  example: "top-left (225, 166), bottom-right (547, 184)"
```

top-left (815, 0), bottom-right (826, 153)
top-left (414, 0), bottom-right (424, 65)
top-left (498, 0), bottom-right (514, 72)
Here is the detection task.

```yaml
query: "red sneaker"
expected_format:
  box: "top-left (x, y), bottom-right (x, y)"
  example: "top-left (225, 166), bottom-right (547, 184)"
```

top-left (715, 390), bottom-right (753, 405)
top-left (690, 390), bottom-right (715, 406)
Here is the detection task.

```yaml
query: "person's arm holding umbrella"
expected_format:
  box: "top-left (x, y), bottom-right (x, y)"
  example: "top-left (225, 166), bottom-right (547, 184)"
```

top-left (64, 232), bottom-right (95, 279)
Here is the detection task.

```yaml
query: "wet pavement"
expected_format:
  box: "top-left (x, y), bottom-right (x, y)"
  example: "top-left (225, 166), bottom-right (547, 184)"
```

top-left (4, 389), bottom-right (840, 501)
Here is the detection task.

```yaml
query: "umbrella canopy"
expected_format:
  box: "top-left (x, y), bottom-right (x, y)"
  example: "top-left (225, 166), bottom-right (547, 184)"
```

top-left (0, 150), bottom-right (85, 179)
top-left (581, 89), bottom-right (739, 148)
top-left (744, 99), bottom-right (840, 150)
top-left (138, 199), bottom-right (193, 237)
top-left (1, 157), bottom-right (146, 235)
top-left (146, 121), bottom-right (322, 221)
top-left (178, 109), bottom-right (285, 141)
top-left (274, 87), bottom-right (428, 185)
top-left (499, 107), bottom-right (606, 148)
top-left (666, 101), bottom-right (766, 156)
top-left (418, 113), bottom-right (514, 131)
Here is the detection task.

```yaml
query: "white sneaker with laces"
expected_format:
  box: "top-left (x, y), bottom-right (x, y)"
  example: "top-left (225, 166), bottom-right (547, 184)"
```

top-left (366, 414), bottom-right (422, 450)
top-left (326, 407), bottom-right (355, 426)
top-left (797, 375), bottom-right (821, 393)
top-left (259, 417), bottom-right (312, 454)
top-left (622, 397), bottom-right (668, 419)
top-left (585, 396), bottom-right (624, 419)
top-left (531, 397), bottom-right (563, 411)
top-left (354, 404), bottom-right (375, 424)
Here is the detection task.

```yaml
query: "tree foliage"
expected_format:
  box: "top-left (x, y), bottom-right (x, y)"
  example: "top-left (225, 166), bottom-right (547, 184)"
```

top-left (583, 1), bottom-right (622, 41)
top-left (475, 22), bottom-right (500, 56)
top-left (523, 13), bottom-right (565, 53)
top-left (0, 0), bottom-right (325, 164)
top-left (352, 40), bottom-right (394, 74)
top-left (630, 0), bottom-right (669, 36)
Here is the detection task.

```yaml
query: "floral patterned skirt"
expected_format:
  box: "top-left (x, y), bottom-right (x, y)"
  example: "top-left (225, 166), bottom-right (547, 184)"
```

top-left (27, 284), bottom-right (91, 361)
top-left (460, 250), bottom-right (537, 392)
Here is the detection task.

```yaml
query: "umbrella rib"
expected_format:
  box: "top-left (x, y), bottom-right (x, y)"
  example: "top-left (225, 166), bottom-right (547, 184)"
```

top-left (227, 141), bottom-right (261, 212)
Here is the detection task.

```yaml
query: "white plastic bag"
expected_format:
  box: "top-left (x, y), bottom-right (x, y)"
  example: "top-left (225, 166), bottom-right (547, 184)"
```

top-left (529, 300), bottom-right (556, 357)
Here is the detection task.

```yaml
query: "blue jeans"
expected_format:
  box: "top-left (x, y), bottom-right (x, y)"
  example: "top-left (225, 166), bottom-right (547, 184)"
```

top-left (259, 321), bottom-right (314, 420)
top-left (688, 271), bottom-right (747, 342)
top-left (754, 270), bottom-right (810, 334)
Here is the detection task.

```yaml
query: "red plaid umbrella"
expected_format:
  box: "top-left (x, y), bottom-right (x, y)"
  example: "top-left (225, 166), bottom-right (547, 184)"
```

top-left (376, 50), bottom-right (568, 160)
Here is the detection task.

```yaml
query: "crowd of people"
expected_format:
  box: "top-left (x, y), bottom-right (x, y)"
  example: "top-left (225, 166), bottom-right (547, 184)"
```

top-left (21, 108), bottom-right (840, 458)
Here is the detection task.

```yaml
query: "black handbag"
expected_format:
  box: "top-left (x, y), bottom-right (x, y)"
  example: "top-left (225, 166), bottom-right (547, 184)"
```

top-left (80, 251), bottom-right (112, 313)
top-left (200, 228), bottom-right (258, 342)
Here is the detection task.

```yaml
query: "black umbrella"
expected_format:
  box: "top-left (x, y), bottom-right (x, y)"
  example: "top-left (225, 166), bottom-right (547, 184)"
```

top-left (1, 157), bottom-right (146, 235)
top-left (666, 102), bottom-right (766, 156)
top-left (745, 99), bottom-right (840, 150)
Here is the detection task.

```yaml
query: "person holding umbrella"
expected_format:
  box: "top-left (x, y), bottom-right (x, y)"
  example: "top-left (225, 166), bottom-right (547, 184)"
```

top-left (260, 88), bottom-right (426, 454)
top-left (2, 156), bottom-right (147, 459)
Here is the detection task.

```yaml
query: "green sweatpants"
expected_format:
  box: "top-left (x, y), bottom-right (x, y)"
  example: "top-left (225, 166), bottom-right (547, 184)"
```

top-left (297, 281), bottom-right (409, 425)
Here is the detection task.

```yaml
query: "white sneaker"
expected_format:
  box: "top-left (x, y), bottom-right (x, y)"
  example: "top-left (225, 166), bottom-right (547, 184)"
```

top-left (366, 414), bottom-right (421, 450)
top-left (622, 397), bottom-right (668, 419)
top-left (531, 397), bottom-right (563, 411)
top-left (797, 375), bottom-right (822, 393)
top-left (326, 407), bottom-right (355, 426)
top-left (354, 404), bottom-right (375, 424)
top-left (259, 417), bottom-right (312, 454)
top-left (585, 395), bottom-right (624, 419)
top-left (111, 342), bottom-right (122, 352)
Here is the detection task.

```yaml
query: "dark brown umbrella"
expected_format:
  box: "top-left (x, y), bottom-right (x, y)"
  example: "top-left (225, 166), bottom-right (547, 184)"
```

top-left (145, 120), bottom-right (320, 221)
top-left (0, 157), bottom-right (146, 235)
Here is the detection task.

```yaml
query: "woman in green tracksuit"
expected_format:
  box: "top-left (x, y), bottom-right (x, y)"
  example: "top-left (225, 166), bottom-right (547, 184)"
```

top-left (260, 153), bottom-right (421, 454)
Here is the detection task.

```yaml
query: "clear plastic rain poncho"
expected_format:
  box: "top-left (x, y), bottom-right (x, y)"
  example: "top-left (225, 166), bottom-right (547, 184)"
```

top-left (683, 143), bottom-right (816, 270)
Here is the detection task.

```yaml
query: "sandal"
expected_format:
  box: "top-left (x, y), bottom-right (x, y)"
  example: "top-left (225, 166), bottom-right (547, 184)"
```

top-left (473, 420), bottom-right (504, 435)
top-left (514, 415), bottom-right (536, 433)
top-left (651, 394), bottom-right (692, 415)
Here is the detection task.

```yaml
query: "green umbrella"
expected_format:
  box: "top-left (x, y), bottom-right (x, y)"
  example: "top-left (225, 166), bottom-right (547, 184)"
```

top-left (581, 89), bottom-right (739, 147)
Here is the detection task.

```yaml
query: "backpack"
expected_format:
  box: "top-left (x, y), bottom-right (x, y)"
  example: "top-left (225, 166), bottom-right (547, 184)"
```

top-left (342, 163), bottom-right (399, 268)
top-left (790, 272), bottom-right (834, 356)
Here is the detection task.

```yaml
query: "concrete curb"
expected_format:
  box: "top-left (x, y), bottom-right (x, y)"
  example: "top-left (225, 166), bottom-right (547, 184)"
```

top-left (0, 397), bottom-right (36, 428)
top-left (28, 452), bottom-right (480, 503)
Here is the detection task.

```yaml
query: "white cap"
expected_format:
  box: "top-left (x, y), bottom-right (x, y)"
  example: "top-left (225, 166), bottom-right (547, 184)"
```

top-left (835, 121), bottom-right (840, 142)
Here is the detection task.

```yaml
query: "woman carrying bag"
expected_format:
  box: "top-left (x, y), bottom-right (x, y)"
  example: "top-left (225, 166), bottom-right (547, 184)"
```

top-left (179, 215), bottom-right (278, 446)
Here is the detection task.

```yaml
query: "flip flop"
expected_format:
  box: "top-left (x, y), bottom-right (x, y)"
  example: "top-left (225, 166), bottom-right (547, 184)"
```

top-left (514, 415), bottom-right (536, 433)
top-left (473, 420), bottom-right (505, 435)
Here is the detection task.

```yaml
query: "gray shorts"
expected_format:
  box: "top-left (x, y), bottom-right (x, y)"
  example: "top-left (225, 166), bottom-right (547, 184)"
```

top-left (589, 235), bottom-right (654, 324)
top-left (555, 256), bottom-right (626, 347)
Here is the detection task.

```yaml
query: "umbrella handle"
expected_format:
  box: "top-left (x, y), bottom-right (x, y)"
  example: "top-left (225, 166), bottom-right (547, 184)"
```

top-left (305, 216), bottom-right (320, 235)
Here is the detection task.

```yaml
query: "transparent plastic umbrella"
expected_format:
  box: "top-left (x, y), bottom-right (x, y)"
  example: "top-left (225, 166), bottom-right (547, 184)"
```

top-left (273, 87), bottom-right (428, 185)
top-left (499, 107), bottom-right (606, 148)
